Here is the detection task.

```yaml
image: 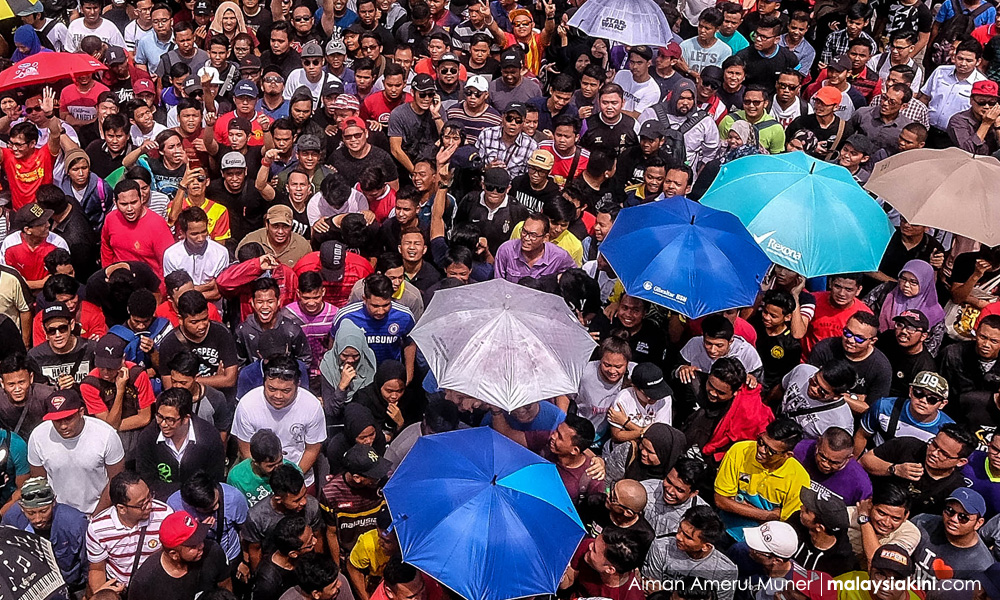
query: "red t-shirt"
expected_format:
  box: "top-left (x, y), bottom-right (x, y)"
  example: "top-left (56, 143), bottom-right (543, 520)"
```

top-left (100, 210), bottom-right (176, 280)
top-left (294, 250), bottom-right (374, 308)
top-left (361, 184), bottom-right (396, 223)
top-left (154, 301), bottom-right (223, 327)
top-left (2, 146), bottom-right (55, 210)
top-left (4, 238), bottom-right (57, 282)
top-left (80, 361), bottom-right (156, 415)
top-left (59, 82), bottom-right (111, 123)
top-left (361, 92), bottom-right (410, 127)
top-left (213, 110), bottom-right (266, 146)
top-left (32, 300), bottom-right (108, 347)
top-left (414, 58), bottom-right (468, 81)
top-left (802, 293), bottom-right (873, 359)
top-left (539, 141), bottom-right (590, 187)
top-left (369, 574), bottom-right (443, 600)
top-left (568, 538), bottom-right (645, 600)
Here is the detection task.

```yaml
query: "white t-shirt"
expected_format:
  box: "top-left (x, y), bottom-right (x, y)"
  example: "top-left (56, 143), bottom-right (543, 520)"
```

top-left (283, 70), bottom-right (342, 107)
top-left (27, 417), bottom-right (125, 515)
top-left (231, 386), bottom-right (327, 486)
top-left (608, 387), bottom-right (672, 429)
top-left (612, 70), bottom-right (662, 115)
top-left (575, 360), bottom-right (635, 439)
top-left (123, 21), bottom-right (153, 52)
top-left (162, 239), bottom-right (231, 286)
top-left (680, 335), bottom-right (763, 375)
top-left (679, 37), bottom-right (733, 74)
top-left (65, 19), bottom-right (126, 53)
top-left (306, 188), bottom-right (370, 226)
top-left (131, 122), bottom-right (167, 147)
top-left (780, 364), bottom-right (855, 439)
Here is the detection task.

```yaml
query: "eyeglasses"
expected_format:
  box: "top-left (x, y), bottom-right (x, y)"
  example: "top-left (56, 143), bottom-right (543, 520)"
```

top-left (944, 505), bottom-right (974, 524)
top-left (607, 486), bottom-right (635, 515)
top-left (911, 387), bottom-right (945, 405)
top-left (302, 59), bottom-right (323, 66)
top-left (928, 438), bottom-right (960, 461)
top-left (521, 229), bottom-right (545, 240)
top-left (755, 435), bottom-right (782, 458)
top-left (974, 96), bottom-right (1000, 107)
top-left (439, 67), bottom-right (458, 75)
top-left (484, 184), bottom-right (506, 193)
top-left (842, 327), bottom-right (871, 343)
top-left (122, 495), bottom-right (153, 510)
top-left (195, 175), bottom-right (207, 182)
top-left (890, 43), bottom-right (913, 52)
top-left (465, 88), bottom-right (484, 97)
top-left (754, 31), bottom-right (779, 40)
top-left (880, 94), bottom-right (903, 107)
top-left (776, 82), bottom-right (799, 90)
top-left (155, 412), bottom-right (183, 426)
top-left (343, 131), bottom-right (364, 140)
top-left (815, 448), bottom-right (849, 468)
top-left (25, 105), bottom-right (43, 113)
top-left (894, 321), bottom-right (925, 334)
top-left (505, 114), bottom-right (524, 124)
top-left (416, 91), bottom-right (436, 98)
top-left (45, 324), bottom-right (70, 335)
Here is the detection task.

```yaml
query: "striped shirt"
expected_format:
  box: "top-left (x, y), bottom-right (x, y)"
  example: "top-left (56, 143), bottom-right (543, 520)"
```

top-left (85, 501), bottom-right (173, 585)
top-left (285, 301), bottom-right (339, 377)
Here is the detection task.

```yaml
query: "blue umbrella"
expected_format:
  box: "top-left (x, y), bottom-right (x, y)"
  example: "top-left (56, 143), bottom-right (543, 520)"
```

top-left (383, 428), bottom-right (586, 600)
top-left (600, 197), bottom-right (772, 318)
top-left (700, 152), bottom-right (894, 278)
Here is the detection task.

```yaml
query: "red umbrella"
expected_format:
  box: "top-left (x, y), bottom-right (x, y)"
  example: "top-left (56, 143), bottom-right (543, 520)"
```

top-left (0, 52), bottom-right (107, 92)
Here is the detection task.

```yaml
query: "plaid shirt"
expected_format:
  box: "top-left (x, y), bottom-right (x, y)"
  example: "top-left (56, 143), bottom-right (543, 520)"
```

top-left (820, 30), bottom-right (877, 65)
top-left (870, 93), bottom-right (930, 128)
top-left (475, 126), bottom-right (539, 178)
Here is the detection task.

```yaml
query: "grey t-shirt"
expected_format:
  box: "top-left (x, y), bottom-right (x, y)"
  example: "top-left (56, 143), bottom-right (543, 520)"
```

top-left (643, 538), bottom-right (738, 600)
top-left (911, 513), bottom-right (994, 600)
top-left (780, 364), bottom-right (855, 439)
top-left (487, 78), bottom-right (543, 113)
top-left (278, 574), bottom-right (355, 600)
top-left (193, 384), bottom-right (234, 433)
top-left (243, 495), bottom-right (325, 547)
top-left (641, 479), bottom-right (709, 537)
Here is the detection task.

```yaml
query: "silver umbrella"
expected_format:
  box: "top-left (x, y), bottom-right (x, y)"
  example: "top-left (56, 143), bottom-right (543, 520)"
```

top-left (568, 0), bottom-right (673, 47)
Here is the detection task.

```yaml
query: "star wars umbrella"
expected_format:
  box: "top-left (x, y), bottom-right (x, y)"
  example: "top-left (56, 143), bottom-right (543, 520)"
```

top-left (567, 0), bottom-right (673, 47)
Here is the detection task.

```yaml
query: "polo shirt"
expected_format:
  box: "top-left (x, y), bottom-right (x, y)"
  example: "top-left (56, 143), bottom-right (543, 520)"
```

top-left (319, 473), bottom-right (385, 555)
top-left (3, 238), bottom-right (58, 282)
top-left (850, 105), bottom-right (914, 153)
top-left (714, 440), bottom-right (811, 540)
top-left (162, 239), bottom-right (231, 287)
top-left (919, 65), bottom-right (986, 130)
top-left (330, 301), bottom-right (415, 364)
top-left (85, 499), bottom-right (172, 584)
top-left (493, 240), bottom-right (577, 282)
top-left (509, 222), bottom-right (584, 266)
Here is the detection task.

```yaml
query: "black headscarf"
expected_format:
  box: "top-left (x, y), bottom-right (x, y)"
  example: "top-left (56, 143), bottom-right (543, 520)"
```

top-left (354, 360), bottom-right (408, 434)
top-left (324, 403), bottom-right (387, 474)
top-left (623, 423), bottom-right (688, 481)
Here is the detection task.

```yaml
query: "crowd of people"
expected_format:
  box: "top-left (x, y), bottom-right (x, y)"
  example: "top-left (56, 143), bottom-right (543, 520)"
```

top-left (1, 0), bottom-right (1000, 598)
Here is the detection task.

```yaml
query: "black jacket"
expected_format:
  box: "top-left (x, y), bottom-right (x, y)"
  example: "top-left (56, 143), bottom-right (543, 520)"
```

top-left (136, 415), bottom-right (227, 500)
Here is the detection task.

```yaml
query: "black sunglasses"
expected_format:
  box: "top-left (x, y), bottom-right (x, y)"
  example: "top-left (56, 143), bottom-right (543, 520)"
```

top-left (911, 387), bottom-right (945, 405)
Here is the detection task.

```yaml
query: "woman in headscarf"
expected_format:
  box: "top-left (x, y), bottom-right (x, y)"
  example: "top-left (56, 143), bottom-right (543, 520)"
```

top-left (320, 320), bottom-right (377, 426)
top-left (325, 403), bottom-right (387, 475)
top-left (689, 119), bottom-right (767, 200)
top-left (863, 259), bottom-right (947, 355)
top-left (354, 360), bottom-right (409, 442)
top-left (12, 25), bottom-right (50, 62)
top-left (209, 1), bottom-right (257, 46)
top-left (604, 423), bottom-right (687, 485)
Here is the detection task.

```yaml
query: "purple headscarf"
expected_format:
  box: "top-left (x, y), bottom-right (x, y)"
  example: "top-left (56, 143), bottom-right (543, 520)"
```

top-left (878, 259), bottom-right (946, 331)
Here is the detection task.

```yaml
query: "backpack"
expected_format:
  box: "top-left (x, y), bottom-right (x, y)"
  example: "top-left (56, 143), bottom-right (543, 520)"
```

top-left (649, 101), bottom-right (706, 167)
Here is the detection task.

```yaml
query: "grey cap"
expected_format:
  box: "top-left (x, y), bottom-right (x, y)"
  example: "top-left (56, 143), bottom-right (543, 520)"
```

top-left (326, 37), bottom-right (347, 55)
top-left (298, 134), bottom-right (323, 152)
top-left (301, 41), bottom-right (324, 58)
top-left (221, 151), bottom-right (246, 170)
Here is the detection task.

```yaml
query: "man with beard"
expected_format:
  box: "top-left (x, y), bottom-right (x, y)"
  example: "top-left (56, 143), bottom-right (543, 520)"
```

top-left (874, 310), bottom-right (936, 397)
top-left (614, 121), bottom-right (679, 191)
top-left (237, 205), bottom-right (312, 268)
top-left (605, 294), bottom-right (670, 370)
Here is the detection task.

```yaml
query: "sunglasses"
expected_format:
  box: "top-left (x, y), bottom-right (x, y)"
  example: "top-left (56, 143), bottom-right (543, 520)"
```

top-left (195, 175), bottom-right (207, 182)
top-left (975, 96), bottom-right (1000, 107)
top-left (842, 327), bottom-right (871, 343)
top-left (944, 506), bottom-right (974, 524)
top-left (505, 114), bottom-right (524, 124)
top-left (465, 88), bottom-right (484, 97)
top-left (485, 184), bottom-right (506, 193)
top-left (302, 58), bottom-right (323, 66)
top-left (911, 387), bottom-right (945, 405)
top-left (343, 131), bottom-right (364, 140)
top-left (756, 435), bottom-right (782, 457)
top-left (293, 14), bottom-right (312, 21)
top-left (439, 67), bottom-right (458, 75)
top-left (417, 91), bottom-right (436, 98)
top-left (45, 324), bottom-right (70, 335)
top-left (264, 76), bottom-right (284, 83)
top-left (266, 367), bottom-right (298, 379)
top-left (702, 80), bottom-right (720, 89)
top-left (25, 105), bottom-right (43, 113)
top-left (21, 488), bottom-right (53, 503)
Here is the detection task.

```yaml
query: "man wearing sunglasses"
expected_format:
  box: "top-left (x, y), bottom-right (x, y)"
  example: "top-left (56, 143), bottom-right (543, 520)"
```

top-left (910, 488), bottom-right (992, 591)
top-left (808, 311), bottom-right (892, 415)
top-left (475, 101), bottom-right (539, 178)
top-left (946, 79), bottom-right (1000, 155)
top-left (28, 304), bottom-right (97, 390)
top-left (857, 371), bottom-right (954, 456)
top-left (775, 360), bottom-right (858, 441)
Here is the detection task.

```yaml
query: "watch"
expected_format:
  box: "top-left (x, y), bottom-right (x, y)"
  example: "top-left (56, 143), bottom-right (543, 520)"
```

top-left (888, 463), bottom-right (896, 476)
top-left (858, 515), bottom-right (870, 525)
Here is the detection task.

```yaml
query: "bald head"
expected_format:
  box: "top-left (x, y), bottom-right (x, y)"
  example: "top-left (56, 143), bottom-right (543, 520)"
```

top-left (614, 479), bottom-right (648, 513)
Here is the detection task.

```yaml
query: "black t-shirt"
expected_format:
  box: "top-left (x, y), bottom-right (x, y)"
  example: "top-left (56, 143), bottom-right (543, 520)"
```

top-left (808, 337), bottom-right (893, 400)
top-left (875, 335), bottom-right (937, 397)
top-left (84, 262), bottom-right (161, 326)
top-left (750, 317), bottom-right (803, 394)
top-left (785, 114), bottom-right (856, 158)
top-left (872, 436), bottom-right (970, 516)
top-left (251, 556), bottom-right (298, 600)
top-left (789, 512), bottom-right (858, 576)
top-left (129, 541), bottom-right (229, 600)
top-left (27, 339), bottom-right (96, 387)
top-left (878, 231), bottom-right (945, 280)
top-left (329, 144), bottom-right (400, 187)
top-left (148, 158), bottom-right (188, 196)
top-left (736, 46), bottom-right (801, 90)
top-left (86, 139), bottom-right (132, 180)
top-left (581, 114), bottom-right (639, 156)
top-left (605, 318), bottom-right (672, 370)
top-left (159, 324), bottom-right (240, 382)
top-left (463, 56), bottom-right (501, 80)
top-left (880, 0), bottom-right (934, 36)
top-left (456, 191), bottom-right (530, 255)
top-left (508, 174), bottom-right (560, 214)
top-left (206, 178), bottom-right (268, 244)
top-left (950, 251), bottom-right (1000, 289)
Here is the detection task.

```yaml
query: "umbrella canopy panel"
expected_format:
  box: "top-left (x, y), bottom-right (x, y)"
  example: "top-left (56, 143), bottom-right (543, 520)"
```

top-left (0, 526), bottom-right (66, 600)
top-left (567, 0), bottom-right (673, 47)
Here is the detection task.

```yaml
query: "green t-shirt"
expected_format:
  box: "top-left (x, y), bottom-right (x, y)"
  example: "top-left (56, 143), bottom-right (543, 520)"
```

top-left (226, 458), bottom-right (299, 507)
top-left (717, 30), bottom-right (750, 53)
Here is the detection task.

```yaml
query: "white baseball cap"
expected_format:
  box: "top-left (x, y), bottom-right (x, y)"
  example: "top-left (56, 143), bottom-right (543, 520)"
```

top-left (198, 66), bottom-right (224, 85)
top-left (744, 521), bottom-right (798, 559)
top-left (465, 75), bottom-right (489, 93)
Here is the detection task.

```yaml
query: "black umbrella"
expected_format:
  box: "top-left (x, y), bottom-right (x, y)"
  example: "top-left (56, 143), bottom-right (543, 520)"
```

top-left (0, 525), bottom-right (66, 600)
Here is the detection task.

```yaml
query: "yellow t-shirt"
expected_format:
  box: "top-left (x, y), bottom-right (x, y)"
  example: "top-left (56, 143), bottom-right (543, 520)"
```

top-left (714, 440), bottom-right (811, 540)
top-left (509, 221), bottom-right (584, 266)
top-left (349, 528), bottom-right (392, 577)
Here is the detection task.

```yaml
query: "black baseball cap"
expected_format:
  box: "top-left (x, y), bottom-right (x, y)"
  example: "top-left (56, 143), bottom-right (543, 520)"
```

top-left (41, 304), bottom-right (73, 324)
top-left (631, 363), bottom-right (672, 400)
top-left (483, 167), bottom-right (511, 189)
top-left (800, 487), bottom-right (849, 532)
top-left (411, 73), bottom-right (436, 93)
top-left (504, 101), bottom-right (527, 117)
top-left (893, 309), bottom-right (929, 331)
top-left (344, 444), bottom-right (391, 480)
top-left (870, 544), bottom-right (915, 578)
top-left (94, 334), bottom-right (128, 370)
top-left (320, 241), bottom-right (346, 283)
top-left (500, 48), bottom-right (523, 69)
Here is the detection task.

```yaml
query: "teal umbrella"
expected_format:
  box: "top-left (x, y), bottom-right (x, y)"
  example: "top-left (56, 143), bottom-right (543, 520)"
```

top-left (700, 152), bottom-right (893, 278)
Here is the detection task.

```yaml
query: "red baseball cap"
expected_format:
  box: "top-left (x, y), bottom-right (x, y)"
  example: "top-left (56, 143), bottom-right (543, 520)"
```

top-left (43, 389), bottom-right (85, 421)
top-left (340, 116), bottom-right (366, 132)
top-left (134, 79), bottom-right (156, 95)
top-left (659, 42), bottom-right (681, 58)
top-left (972, 80), bottom-right (999, 98)
top-left (160, 511), bottom-right (209, 549)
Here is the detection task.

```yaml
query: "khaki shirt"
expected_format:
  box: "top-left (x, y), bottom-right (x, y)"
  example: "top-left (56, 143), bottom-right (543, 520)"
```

top-left (236, 228), bottom-right (312, 268)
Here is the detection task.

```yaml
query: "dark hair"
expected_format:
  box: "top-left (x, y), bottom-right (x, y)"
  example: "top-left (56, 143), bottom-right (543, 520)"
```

top-left (673, 457), bottom-right (709, 489)
top-left (173, 20), bottom-right (195, 34)
top-left (765, 418), bottom-right (804, 451)
top-left (167, 350), bottom-right (200, 377)
top-left (561, 414), bottom-right (596, 452)
top-left (177, 206), bottom-right (208, 233)
top-left (552, 113), bottom-right (581, 134)
top-left (165, 270), bottom-right (194, 297)
top-left (271, 117), bottom-right (295, 135)
top-left (828, 272), bottom-right (864, 287)
top-left (251, 277), bottom-right (281, 300)
top-left (424, 399), bottom-right (460, 433)
top-left (295, 553), bottom-right (340, 593)
top-left (114, 178), bottom-right (141, 200)
top-left (44, 248), bottom-right (72, 275)
top-left (601, 528), bottom-right (644, 573)
top-left (586, 149), bottom-right (616, 176)
top-left (978, 314), bottom-right (1000, 331)
top-left (756, 14), bottom-right (784, 34)
top-left (169, 61), bottom-right (191, 79)
top-left (155, 387), bottom-right (193, 417)
top-left (383, 556), bottom-right (419, 589)
top-left (103, 113), bottom-right (128, 134)
top-left (179, 471), bottom-right (219, 512)
top-left (701, 314), bottom-right (735, 341)
top-left (250, 429), bottom-right (283, 463)
top-left (110, 470), bottom-right (144, 506)
top-left (581, 63), bottom-right (606, 85)
top-left (848, 310), bottom-right (880, 332)
top-left (956, 38), bottom-right (984, 59)
top-left (886, 83), bottom-right (913, 105)
top-left (128, 289), bottom-right (157, 319)
top-left (871, 481), bottom-right (912, 511)
top-left (525, 212), bottom-right (551, 234)
top-left (43, 274), bottom-right (79, 301)
top-left (598, 82), bottom-right (624, 99)
top-left (940, 423), bottom-right (977, 459)
top-left (36, 184), bottom-right (69, 213)
top-left (667, 164), bottom-right (694, 187)
top-left (177, 290), bottom-right (209, 318)
top-left (264, 354), bottom-right (300, 381)
top-left (846, 2), bottom-right (873, 20)
top-left (708, 356), bottom-right (746, 392)
top-left (543, 198), bottom-right (577, 224)
top-left (272, 515), bottom-right (309, 555)
top-left (0, 353), bottom-right (32, 377)
top-left (699, 7), bottom-right (724, 26)
top-left (270, 463), bottom-right (306, 496)
top-left (364, 273), bottom-right (394, 300)
top-left (761, 289), bottom-right (796, 315)
top-left (890, 30), bottom-right (918, 44)
top-left (376, 252), bottom-right (404, 273)
top-left (848, 37), bottom-right (874, 53)
top-left (208, 33), bottom-right (230, 49)
top-left (718, 1), bottom-right (743, 15)
top-left (126, 165), bottom-right (153, 185)
top-left (819, 360), bottom-right (858, 394)
top-left (298, 271), bottom-right (324, 294)
top-left (682, 505), bottom-right (724, 545)
top-left (9, 121), bottom-right (38, 146)
top-left (819, 426), bottom-right (854, 452)
top-left (442, 246), bottom-right (474, 271)
top-left (722, 54), bottom-right (746, 71)
top-left (358, 166), bottom-right (386, 192)
top-left (789, 9), bottom-right (810, 23)
top-left (903, 121), bottom-right (928, 142)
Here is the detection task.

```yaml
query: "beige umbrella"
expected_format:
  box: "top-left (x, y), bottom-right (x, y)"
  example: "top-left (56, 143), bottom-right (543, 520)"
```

top-left (866, 147), bottom-right (1000, 245)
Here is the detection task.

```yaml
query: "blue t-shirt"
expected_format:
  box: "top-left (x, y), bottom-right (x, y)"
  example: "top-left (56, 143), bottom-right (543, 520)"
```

top-left (860, 396), bottom-right (954, 446)
top-left (167, 483), bottom-right (249, 562)
top-left (2, 502), bottom-right (89, 586)
top-left (481, 401), bottom-right (566, 432)
top-left (332, 302), bottom-right (415, 364)
top-left (935, 0), bottom-right (996, 25)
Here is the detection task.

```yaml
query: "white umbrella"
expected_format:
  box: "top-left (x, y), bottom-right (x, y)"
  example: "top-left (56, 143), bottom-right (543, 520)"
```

top-left (568, 0), bottom-right (673, 47)
top-left (411, 279), bottom-right (598, 412)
